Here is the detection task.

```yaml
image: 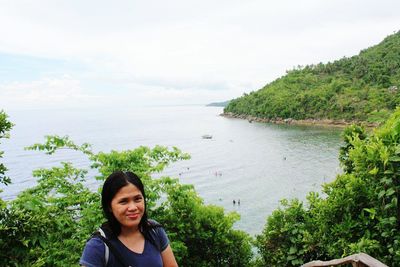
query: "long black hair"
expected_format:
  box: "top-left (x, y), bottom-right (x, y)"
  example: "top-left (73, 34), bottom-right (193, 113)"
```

top-left (101, 171), bottom-right (153, 237)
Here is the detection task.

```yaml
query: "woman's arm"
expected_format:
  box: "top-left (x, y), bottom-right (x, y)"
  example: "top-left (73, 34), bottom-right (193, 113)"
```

top-left (161, 244), bottom-right (178, 267)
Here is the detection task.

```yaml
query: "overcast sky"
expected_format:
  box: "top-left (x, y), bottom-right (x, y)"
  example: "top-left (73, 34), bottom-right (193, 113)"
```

top-left (0, 0), bottom-right (399, 110)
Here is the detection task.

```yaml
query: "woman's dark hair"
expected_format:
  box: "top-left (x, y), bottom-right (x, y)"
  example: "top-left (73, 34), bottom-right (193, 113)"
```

top-left (101, 171), bottom-right (150, 237)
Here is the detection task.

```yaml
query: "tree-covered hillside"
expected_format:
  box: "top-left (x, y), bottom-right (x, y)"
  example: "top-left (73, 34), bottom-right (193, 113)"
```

top-left (224, 31), bottom-right (400, 124)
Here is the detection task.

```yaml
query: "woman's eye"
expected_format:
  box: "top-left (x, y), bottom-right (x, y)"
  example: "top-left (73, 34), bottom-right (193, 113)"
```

top-left (134, 196), bottom-right (143, 202)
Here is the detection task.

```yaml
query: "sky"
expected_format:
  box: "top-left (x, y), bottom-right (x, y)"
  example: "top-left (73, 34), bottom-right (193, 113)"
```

top-left (0, 0), bottom-right (399, 110)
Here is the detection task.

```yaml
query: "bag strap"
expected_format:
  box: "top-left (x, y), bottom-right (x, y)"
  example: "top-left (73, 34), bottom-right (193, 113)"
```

top-left (95, 229), bottom-right (133, 267)
top-left (143, 220), bottom-right (162, 251)
top-left (98, 228), bottom-right (109, 265)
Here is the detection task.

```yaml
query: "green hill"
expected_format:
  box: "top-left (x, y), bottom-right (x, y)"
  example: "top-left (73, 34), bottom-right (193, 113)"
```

top-left (206, 100), bottom-right (231, 107)
top-left (224, 31), bottom-right (400, 124)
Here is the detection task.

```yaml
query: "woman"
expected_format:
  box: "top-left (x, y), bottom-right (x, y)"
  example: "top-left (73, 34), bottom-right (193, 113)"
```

top-left (80, 171), bottom-right (178, 267)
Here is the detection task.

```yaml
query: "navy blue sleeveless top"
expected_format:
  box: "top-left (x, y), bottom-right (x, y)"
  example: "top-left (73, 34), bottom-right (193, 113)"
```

top-left (80, 226), bottom-right (169, 267)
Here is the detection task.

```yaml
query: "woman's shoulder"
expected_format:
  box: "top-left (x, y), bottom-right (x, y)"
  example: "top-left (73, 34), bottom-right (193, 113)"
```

top-left (80, 237), bottom-right (106, 266)
top-left (84, 237), bottom-right (106, 254)
top-left (147, 218), bottom-right (162, 227)
top-left (147, 219), bottom-right (166, 236)
top-left (145, 219), bottom-right (170, 251)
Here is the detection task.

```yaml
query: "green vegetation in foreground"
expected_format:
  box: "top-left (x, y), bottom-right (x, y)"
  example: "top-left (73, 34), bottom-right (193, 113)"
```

top-left (0, 110), bottom-right (253, 266)
top-left (3, 105), bottom-right (400, 266)
top-left (0, 111), bottom-right (13, 187)
top-left (225, 30), bottom-right (400, 124)
top-left (254, 108), bottom-right (400, 266)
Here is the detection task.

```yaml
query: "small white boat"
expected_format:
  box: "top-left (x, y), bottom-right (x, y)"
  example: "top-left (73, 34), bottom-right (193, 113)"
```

top-left (202, 134), bottom-right (213, 139)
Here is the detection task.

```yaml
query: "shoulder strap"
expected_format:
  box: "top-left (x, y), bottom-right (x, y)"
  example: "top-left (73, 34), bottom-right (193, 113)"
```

top-left (143, 220), bottom-right (162, 251)
top-left (151, 228), bottom-right (162, 251)
top-left (98, 228), bottom-right (109, 265)
top-left (94, 228), bottom-right (133, 267)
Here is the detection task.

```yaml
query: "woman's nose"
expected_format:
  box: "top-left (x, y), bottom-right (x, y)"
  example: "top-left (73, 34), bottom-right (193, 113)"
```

top-left (127, 201), bottom-right (137, 210)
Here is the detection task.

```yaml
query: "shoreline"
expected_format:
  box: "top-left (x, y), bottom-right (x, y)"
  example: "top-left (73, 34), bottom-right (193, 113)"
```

top-left (221, 112), bottom-right (380, 128)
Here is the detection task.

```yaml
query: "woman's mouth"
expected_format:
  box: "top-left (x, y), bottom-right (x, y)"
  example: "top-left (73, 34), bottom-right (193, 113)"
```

top-left (127, 213), bottom-right (139, 219)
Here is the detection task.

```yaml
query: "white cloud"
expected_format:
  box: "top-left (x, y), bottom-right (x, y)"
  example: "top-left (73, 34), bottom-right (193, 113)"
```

top-left (0, 75), bottom-right (240, 110)
top-left (0, 76), bottom-right (101, 110)
top-left (0, 0), bottom-right (399, 109)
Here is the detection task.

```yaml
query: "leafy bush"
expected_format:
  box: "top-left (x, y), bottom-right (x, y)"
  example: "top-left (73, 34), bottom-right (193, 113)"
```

top-left (0, 129), bottom-right (253, 266)
top-left (0, 110), bottom-right (13, 186)
top-left (255, 108), bottom-right (400, 266)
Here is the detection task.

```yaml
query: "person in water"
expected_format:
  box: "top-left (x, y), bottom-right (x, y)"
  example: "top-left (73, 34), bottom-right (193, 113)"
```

top-left (80, 171), bottom-right (178, 267)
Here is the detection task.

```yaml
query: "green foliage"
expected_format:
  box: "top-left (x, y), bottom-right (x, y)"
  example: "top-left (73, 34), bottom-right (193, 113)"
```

top-left (0, 110), bottom-right (14, 186)
top-left (156, 180), bottom-right (253, 266)
top-left (91, 145), bottom-right (190, 178)
top-left (1, 163), bottom-right (100, 266)
top-left (0, 121), bottom-right (253, 266)
top-left (339, 124), bottom-right (367, 173)
top-left (256, 108), bottom-right (400, 265)
top-left (225, 31), bottom-right (400, 124)
top-left (256, 199), bottom-right (315, 266)
top-left (26, 135), bottom-right (93, 156)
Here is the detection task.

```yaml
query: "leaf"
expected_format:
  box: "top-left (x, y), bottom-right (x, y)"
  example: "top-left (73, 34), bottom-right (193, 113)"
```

top-left (380, 177), bottom-right (393, 185)
top-left (289, 246), bottom-right (298, 254)
top-left (384, 203), bottom-right (393, 210)
top-left (368, 167), bottom-right (379, 175)
top-left (22, 239), bottom-right (29, 247)
top-left (287, 255), bottom-right (296, 261)
top-left (391, 197), bottom-right (398, 206)
top-left (363, 208), bottom-right (376, 219)
top-left (291, 259), bottom-right (303, 265)
top-left (395, 145), bottom-right (400, 155)
top-left (39, 236), bottom-right (46, 247)
top-left (386, 188), bottom-right (396, 197)
top-left (389, 156), bottom-right (400, 162)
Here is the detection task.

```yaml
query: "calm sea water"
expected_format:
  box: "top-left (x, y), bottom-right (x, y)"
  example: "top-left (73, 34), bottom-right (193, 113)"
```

top-left (0, 105), bottom-right (342, 236)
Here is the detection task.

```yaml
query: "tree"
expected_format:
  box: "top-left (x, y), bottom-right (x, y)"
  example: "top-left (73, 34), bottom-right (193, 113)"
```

top-left (255, 108), bottom-right (400, 266)
top-left (0, 110), bottom-right (13, 186)
top-left (224, 31), bottom-right (400, 125)
top-left (0, 132), bottom-right (253, 266)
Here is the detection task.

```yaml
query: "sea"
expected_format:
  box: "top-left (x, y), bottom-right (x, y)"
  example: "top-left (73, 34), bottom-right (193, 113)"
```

top-left (0, 105), bottom-right (343, 236)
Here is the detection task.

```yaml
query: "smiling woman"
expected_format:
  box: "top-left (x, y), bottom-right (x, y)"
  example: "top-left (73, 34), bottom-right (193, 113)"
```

top-left (80, 171), bottom-right (178, 267)
top-left (111, 183), bottom-right (145, 231)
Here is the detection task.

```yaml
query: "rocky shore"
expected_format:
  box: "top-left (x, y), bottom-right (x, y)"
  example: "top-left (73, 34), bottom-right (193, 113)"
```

top-left (221, 112), bottom-right (379, 128)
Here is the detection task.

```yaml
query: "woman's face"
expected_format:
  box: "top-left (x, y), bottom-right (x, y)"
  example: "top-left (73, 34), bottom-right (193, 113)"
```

top-left (110, 183), bottom-right (145, 231)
